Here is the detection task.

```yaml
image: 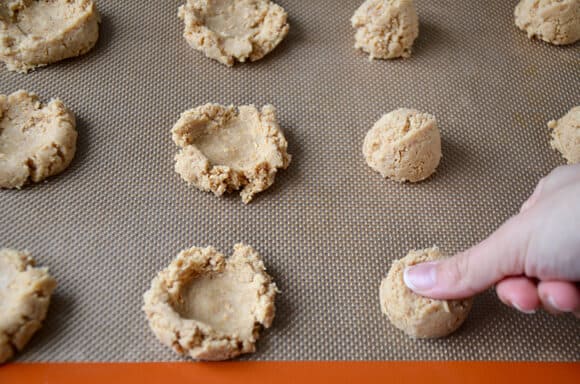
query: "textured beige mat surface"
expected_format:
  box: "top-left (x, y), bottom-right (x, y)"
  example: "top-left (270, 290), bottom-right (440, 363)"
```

top-left (1, 1), bottom-right (579, 361)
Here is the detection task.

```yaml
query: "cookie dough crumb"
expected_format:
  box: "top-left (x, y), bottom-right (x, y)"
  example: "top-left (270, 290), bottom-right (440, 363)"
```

top-left (0, 0), bottom-right (100, 73)
top-left (363, 108), bottom-right (441, 183)
top-left (514, 0), bottom-right (580, 45)
top-left (351, 0), bottom-right (419, 59)
top-left (379, 247), bottom-right (472, 338)
top-left (0, 248), bottom-right (57, 364)
top-left (0, 0), bottom-right (32, 20)
top-left (0, 90), bottom-right (77, 189)
top-left (548, 106), bottom-right (580, 164)
top-left (142, 243), bottom-right (277, 361)
top-left (178, 0), bottom-right (289, 66)
top-left (172, 104), bottom-right (291, 203)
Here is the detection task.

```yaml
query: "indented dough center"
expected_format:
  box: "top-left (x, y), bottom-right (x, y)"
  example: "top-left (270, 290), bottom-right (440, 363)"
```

top-left (10, 1), bottom-right (81, 35)
top-left (204, 0), bottom-right (267, 38)
top-left (1, 110), bottom-right (49, 156)
top-left (193, 117), bottom-right (265, 170)
top-left (174, 269), bottom-right (258, 339)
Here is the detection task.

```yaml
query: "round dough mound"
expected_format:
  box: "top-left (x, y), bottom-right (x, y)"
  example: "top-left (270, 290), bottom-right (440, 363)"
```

top-left (0, 0), bottom-right (100, 73)
top-left (548, 106), bottom-right (580, 164)
top-left (363, 108), bottom-right (441, 182)
top-left (514, 0), bottom-right (580, 45)
top-left (0, 248), bottom-right (57, 363)
top-left (142, 243), bottom-right (277, 361)
top-left (178, 0), bottom-right (289, 66)
top-left (172, 103), bottom-right (291, 204)
top-left (379, 247), bottom-right (472, 338)
top-left (0, 91), bottom-right (77, 189)
top-left (351, 0), bottom-right (419, 59)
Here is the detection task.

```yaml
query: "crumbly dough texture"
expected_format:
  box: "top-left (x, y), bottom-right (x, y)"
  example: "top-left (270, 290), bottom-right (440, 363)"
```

top-left (178, 0), bottom-right (289, 66)
top-left (379, 247), bottom-right (472, 338)
top-left (0, 0), bottom-right (100, 73)
top-left (142, 243), bottom-right (277, 361)
top-left (548, 106), bottom-right (580, 164)
top-left (0, 0), bottom-right (32, 20)
top-left (172, 103), bottom-right (291, 203)
top-left (363, 108), bottom-right (441, 183)
top-left (351, 0), bottom-right (419, 59)
top-left (0, 90), bottom-right (77, 189)
top-left (514, 0), bottom-right (580, 45)
top-left (0, 248), bottom-right (56, 363)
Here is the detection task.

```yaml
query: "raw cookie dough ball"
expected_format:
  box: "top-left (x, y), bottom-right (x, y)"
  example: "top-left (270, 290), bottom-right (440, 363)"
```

top-left (142, 243), bottom-right (277, 361)
top-left (0, 91), bottom-right (77, 189)
top-left (0, 248), bottom-right (57, 363)
top-left (514, 0), bottom-right (580, 45)
top-left (363, 108), bottom-right (441, 182)
top-left (172, 103), bottom-right (291, 203)
top-left (178, 0), bottom-right (289, 66)
top-left (0, 0), bottom-right (100, 73)
top-left (548, 106), bottom-right (580, 164)
top-left (351, 0), bottom-right (419, 59)
top-left (379, 247), bottom-right (472, 338)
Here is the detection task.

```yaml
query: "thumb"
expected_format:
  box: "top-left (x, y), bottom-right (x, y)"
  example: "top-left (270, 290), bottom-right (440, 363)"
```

top-left (403, 215), bottom-right (530, 300)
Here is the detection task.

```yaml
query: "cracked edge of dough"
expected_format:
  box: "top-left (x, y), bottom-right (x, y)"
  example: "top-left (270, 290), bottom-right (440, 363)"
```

top-left (142, 243), bottom-right (277, 361)
top-left (240, 104), bottom-right (291, 203)
top-left (514, 0), bottom-right (580, 45)
top-left (547, 106), bottom-right (580, 164)
top-left (0, 248), bottom-right (57, 364)
top-left (172, 103), bottom-right (291, 204)
top-left (0, 90), bottom-right (77, 189)
top-left (177, 0), bottom-right (289, 66)
top-left (0, 0), bottom-right (101, 73)
top-left (247, 2), bottom-right (290, 62)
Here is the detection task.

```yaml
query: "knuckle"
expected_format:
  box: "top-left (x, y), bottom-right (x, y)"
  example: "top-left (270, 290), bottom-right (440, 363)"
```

top-left (442, 251), bottom-right (471, 286)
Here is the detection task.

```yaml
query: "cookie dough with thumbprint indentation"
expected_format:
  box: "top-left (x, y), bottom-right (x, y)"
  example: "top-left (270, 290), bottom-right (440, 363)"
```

top-left (0, 248), bottom-right (57, 363)
top-left (351, 0), bottom-right (419, 59)
top-left (548, 106), bottom-right (580, 164)
top-left (172, 103), bottom-right (291, 204)
top-left (379, 247), bottom-right (472, 338)
top-left (178, 0), bottom-right (289, 66)
top-left (0, 0), bottom-right (100, 73)
top-left (514, 0), bottom-right (580, 45)
top-left (0, 90), bottom-right (77, 189)
top-left (363, 108), bottom-right (441, 183)
top-left (142, 243), bottom-right (277, 361)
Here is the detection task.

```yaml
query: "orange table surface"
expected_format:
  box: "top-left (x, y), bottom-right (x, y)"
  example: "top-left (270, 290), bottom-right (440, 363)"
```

top-left (1, 361), bottom-right (579, 383)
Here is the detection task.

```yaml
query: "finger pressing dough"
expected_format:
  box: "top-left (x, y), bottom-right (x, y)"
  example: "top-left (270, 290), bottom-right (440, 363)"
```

top-left (0, 90), bottom-right (77, 189)
top-left (514, 0), bottom-right (580, 45)
top-left (142, 243), bottom-right (277, 361)
top-left (0, 0), bottom-right (100, 73)
top-left (0, 248), bottom-right (57, 363)
top-left (363, 108), bottom-right (441, 183)
top-left (172, 104), bottom-right (291, 204)
top-left (548, 106), bottom-right (580, 164)
top-left (178, 0), bottom-right (289, 66)
top-left (379, 247), bottom-right (472, 338)
top-left (351, 0), bottom-right (419, 60)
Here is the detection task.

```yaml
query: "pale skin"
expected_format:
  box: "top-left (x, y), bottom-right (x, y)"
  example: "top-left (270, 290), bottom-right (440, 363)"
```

top-left (404, 164), bottom-right (580, 317)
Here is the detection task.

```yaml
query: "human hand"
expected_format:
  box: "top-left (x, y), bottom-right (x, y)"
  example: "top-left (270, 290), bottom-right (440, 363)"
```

top-left (403, 164), bottom-right (580, 316)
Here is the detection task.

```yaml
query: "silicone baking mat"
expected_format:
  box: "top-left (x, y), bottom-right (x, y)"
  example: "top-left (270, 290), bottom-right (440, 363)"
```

top-left (1, 0), bottom-right (579, 362)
